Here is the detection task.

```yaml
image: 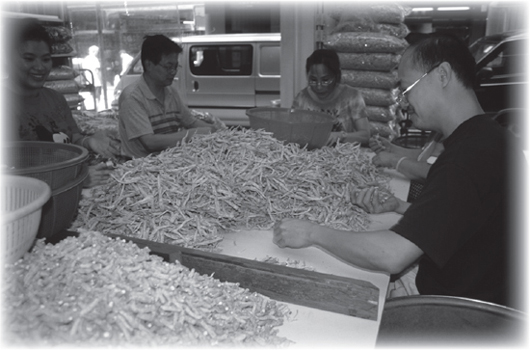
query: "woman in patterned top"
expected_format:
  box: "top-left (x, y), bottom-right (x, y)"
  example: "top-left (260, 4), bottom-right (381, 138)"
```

top-left (292, 49), bottom-right (370, 146)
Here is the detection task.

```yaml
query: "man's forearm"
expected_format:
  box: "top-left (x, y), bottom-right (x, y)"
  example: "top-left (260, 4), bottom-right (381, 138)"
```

top-left (310, 227), bottom-right (421, 274)
top-left (139, 130), bottom-right (190, 152)
top-left (396, 158), bottom-right (431, 182)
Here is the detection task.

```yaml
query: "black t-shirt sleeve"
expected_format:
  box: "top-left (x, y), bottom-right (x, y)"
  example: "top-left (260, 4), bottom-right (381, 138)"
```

top-left (391, 154), bottom-right (501, 269)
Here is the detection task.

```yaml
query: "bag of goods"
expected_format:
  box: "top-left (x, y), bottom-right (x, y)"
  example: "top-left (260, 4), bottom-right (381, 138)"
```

top-left (72, 110), bottom-right (119, 135)
top-left (330, 21), bottom-right (410, 39)
top-left (338, 52), bottom-right (400, 72)
top-left (325, 32), bottom-right (408, 54)
top-left (63, 93), bottom-right (85, 108)
top-left (364, 105), bottom-right (398, 123)
top-left (370, 120), bottom-right (398, 139)
top-left (44, 79), bottom-right (81, 94)
top-left (342, 70), bottom-right (398, 90)
top-left (325, 3), bottom-right (412, 25)
top-left (322, 2), bottom-right (410, 140)
top-left (51, 42), bottom-right (74, 55)
top-left (47, 66), bottom-right (80, 81)
top-left (357, 87), bottom-right (398, 107)
top-left (43, 25), bottom-right (72, 42)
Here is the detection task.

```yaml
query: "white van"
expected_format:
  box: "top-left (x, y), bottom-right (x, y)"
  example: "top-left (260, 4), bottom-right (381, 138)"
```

top-left (113, 33), bottom-right (281, 126)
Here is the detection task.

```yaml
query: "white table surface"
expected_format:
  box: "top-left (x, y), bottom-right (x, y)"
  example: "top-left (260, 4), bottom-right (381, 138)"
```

top-left (217, 171), bottom-right (411, 348)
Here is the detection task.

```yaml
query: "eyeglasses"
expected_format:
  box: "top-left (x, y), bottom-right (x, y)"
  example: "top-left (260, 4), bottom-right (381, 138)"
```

top-left (397, 63), bottom-right (441, 104)
top-left (159, 63), bottom-right (182, 73)
top-left (308, 78), bottom-right (335, 86)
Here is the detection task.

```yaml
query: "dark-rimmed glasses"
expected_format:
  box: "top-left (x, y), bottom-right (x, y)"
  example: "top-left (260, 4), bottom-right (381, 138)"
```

top-left (308, 78), bottom-right (335, 86)
top-left (159, 63), bottom-right (182, 73)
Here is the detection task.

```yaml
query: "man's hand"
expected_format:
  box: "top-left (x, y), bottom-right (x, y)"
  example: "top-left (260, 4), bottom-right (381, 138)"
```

top-left (326, 132), bottom-right (342, 147)
top-left (372, 151), bottom-right (401, 169)
top-left (182, 127), bottom-right (214, 143)
top-left (352, 187), bottom-right (400, 214)
top-left (272, 219), bottom-right (318, 249)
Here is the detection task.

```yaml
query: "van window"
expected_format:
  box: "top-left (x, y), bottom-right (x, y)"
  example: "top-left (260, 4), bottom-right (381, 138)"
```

top-left (260, 45), bottom-right (280, 76)
top-left (190, 45), bottom-right (253, 76)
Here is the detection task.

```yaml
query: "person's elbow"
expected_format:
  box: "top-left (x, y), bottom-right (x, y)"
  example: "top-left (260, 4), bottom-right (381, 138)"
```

top-left (354, 129), bottom-right (370, 146)
top-left (375, 234), bottom-right (423, 275)
top-left (384, 257), bottom-right (416, 275)
top-left (360, 130), bottom-right (371, 145)
top-left (138, 134), bottom-right (163, 153)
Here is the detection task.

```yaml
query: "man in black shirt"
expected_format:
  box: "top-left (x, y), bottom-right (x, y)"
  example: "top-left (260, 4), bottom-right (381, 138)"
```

top-left (273, 33), bottom-right (525, 310)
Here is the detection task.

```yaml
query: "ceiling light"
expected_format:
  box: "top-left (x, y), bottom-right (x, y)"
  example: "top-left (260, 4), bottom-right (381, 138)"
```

top-left (412, 7), bottom-right (434, 12)
top-left (437, 7), bottom-right (471, 11)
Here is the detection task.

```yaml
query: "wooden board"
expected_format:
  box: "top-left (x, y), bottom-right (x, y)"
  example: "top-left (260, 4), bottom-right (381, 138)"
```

top-left (107, 233), bottom-right (380, 320)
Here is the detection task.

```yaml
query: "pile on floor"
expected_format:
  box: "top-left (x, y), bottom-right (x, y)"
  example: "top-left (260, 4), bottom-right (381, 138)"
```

top-left (3, 230), bottom-right (292, 347)
top-left (72, 109), bottom-right (119, 135)
top-left (322, 2), bottom-right (412, 138)
top-left (73, 128), bottom-right (388, 249)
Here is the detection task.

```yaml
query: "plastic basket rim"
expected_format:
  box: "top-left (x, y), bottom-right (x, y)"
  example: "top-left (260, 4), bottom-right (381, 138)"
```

top-left (246, 107), bottom-right (335, 124)
top-left (51, 165), bottom-right (89, 196)
top-left (383, 295), bottom-right (526, 319)
top-left (1, 175), bottom-right (52, 224)
top-left (3, 141), bottom-right (89, 174)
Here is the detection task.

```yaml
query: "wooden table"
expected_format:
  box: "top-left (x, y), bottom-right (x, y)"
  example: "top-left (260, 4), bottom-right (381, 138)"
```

top-left (215, 170), bottom-right (411, 348)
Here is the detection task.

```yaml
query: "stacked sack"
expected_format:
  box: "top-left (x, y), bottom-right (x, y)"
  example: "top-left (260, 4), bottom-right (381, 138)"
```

top-left (322, 3), bottom-right (412, 139)
top-left (43, 25), bottom-right (84, 109)
top-left (45, 66), bottom-right (84, 109)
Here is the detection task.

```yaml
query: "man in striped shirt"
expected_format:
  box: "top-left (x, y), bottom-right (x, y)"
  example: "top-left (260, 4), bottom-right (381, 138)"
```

top-left (119, 35), bottom-right (219, 158)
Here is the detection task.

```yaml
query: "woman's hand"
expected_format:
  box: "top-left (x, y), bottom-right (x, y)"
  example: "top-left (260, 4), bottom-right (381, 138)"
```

top-left (84, 162), bottom-right (114, 188)
top-left (369, 135), bottom-right (393, 153)
top-left (326, 132), bottom-right (342, 146)
top-left (352, 187), bottom-right (400, 214)
top-left (86, 129), bottom-right (121, 159)
top-left (272, 219), bottom-right (317, 249)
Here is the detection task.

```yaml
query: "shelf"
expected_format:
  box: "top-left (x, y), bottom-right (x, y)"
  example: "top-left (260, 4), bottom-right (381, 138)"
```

top-left (2, 11), bottom-right (63, 23)
top-left (73, 30), bottom-right (117, 35)
top-left (52, 52), bottom-right (77, 58)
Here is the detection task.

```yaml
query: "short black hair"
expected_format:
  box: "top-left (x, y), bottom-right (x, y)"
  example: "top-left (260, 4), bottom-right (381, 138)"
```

top-left (8, 17), bottom-right (53, 53)
top-left (140, 34), bottom-right (183, 71)
top-left (305, 49), bottom-right (342, 83)
top-left (406, 33), bottom-right (476, 89)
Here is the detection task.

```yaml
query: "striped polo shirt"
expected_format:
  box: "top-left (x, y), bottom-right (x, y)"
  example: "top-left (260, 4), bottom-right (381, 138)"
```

top-left (119, 75), bottom-right (197, 158)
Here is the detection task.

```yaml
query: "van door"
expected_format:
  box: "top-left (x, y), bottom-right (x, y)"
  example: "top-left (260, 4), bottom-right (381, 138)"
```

top-left (255, 43), bottom-right (281, 107)
top-left (184, 43), bottom-right (255, 125)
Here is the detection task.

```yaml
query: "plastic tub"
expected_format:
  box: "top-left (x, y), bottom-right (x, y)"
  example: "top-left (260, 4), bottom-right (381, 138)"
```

top-left (246, 107), bottom-right (334, 150)
top-left (37, 165), bottom-right (88, 239)
top-left (377, 295), bottom-right (526, 346)
top-left (391, 133), bottom-right (430, 149)
top-left (2, 175), bottom-right (51, 263)
top-left (3, 141), bottom-right (89, 191)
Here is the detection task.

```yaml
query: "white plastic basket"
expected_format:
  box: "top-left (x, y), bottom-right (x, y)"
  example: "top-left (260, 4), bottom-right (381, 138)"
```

top-left (2, 175), bottom-right (51, 264)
